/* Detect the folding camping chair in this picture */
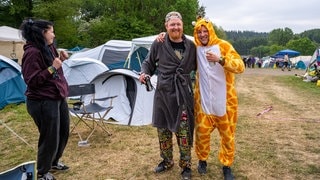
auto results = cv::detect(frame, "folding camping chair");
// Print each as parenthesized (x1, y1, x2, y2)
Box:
(68, 83, 117, 146)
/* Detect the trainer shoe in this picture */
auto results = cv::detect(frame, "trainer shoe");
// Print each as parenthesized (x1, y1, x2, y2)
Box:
(51, 162, 69, 171)
(37, 172, 56, 180)
(197, 160, 207, 175)
(154, 160, 174, 173)
(223, 166, 234, 180)
(181, 167, 192, 180)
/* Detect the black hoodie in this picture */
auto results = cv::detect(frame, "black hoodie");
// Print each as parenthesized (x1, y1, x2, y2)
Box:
(21, 42, 68, 100)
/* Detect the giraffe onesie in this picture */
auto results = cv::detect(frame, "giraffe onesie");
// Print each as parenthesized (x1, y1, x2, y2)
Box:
(193, 18, 245, 167)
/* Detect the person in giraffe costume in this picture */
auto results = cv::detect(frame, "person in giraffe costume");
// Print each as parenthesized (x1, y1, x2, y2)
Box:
(193, 17, 245, 180)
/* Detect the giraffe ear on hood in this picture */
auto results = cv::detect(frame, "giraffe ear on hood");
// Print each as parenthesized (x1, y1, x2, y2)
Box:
(192, 15, 203, 26)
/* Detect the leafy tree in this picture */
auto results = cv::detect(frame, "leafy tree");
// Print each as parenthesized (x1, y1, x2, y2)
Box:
(269, 44, 285, 55)
(299, 29, 320, 45)
(73, 0, 199, 47)
(197, 5, 206, 18)
(251, 45, 270, 58)
(32, 0, 82, 48)
(268, 27, 294, 46)
(0, 0, 33, 27)
(286, 37, 317, 55)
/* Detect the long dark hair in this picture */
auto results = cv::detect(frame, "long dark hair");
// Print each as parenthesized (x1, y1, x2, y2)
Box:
(20, 18, 55, 66)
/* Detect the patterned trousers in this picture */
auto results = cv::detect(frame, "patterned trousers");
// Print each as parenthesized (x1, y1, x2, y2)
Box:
(157, 110, 192, 168)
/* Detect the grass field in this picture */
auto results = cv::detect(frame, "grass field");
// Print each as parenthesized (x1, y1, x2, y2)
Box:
(1, 68, 320, 179)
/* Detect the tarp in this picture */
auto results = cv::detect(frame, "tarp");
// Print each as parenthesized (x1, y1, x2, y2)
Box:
(0, 26, 25, 64)
(84, 68, 156, 126)
(0, 55, 26, 109)
(275, 49, 300, 57)
(69, 40, 132, 69)
(62, 57, 109, 85)
(0, 26, 24, 42)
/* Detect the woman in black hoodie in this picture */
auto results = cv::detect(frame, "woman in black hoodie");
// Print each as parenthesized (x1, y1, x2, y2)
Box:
(20, 18, 70, 180)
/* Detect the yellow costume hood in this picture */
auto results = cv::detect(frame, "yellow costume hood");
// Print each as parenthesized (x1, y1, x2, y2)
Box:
(193, 17, 219, 46)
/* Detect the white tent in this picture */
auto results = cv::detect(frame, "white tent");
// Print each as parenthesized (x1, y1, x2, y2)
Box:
(0, 26, 24, 42)
(85, 68, 156, 126)
(69, 40, 132, 69)
(0, 26, 25, 64)
(62, 57, 109, 85)
(306, 47, 320, 72)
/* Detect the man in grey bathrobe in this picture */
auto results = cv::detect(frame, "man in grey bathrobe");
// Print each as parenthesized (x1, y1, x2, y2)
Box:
(139, 11, 197, 180)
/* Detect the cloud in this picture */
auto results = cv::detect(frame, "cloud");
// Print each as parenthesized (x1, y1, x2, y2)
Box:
(198, 0, 320, 33)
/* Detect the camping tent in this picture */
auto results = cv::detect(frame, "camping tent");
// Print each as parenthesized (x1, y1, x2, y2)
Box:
(295, 60, 308, 70)
(0, 55, 26, 109)
(125, 34, 194, 71)
(0, 160, 36, 180)
(0, 26, 25, 64)
(69, 40, 132, 69)
(84, 68, 156, 126)
(306, 47, 320, 73)
(62, 57, 109, 85)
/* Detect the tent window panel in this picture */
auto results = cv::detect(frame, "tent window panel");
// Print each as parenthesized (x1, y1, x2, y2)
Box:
(101, 49, 130, 65)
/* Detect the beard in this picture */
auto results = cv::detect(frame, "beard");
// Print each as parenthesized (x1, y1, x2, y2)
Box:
(168, 31, 183, 41)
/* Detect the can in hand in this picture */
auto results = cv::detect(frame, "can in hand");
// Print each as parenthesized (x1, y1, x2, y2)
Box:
(145, 75, 153, 91)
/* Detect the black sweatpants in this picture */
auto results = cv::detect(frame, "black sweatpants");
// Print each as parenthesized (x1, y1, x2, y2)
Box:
(26, 98, 70, 175)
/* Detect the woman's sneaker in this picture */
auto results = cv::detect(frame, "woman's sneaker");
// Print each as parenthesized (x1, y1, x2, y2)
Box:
(51, 162, 69, 171)
(37, 172, 56, 180)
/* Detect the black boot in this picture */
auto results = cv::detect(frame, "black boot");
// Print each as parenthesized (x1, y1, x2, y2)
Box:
(223, 166, 234, 180)
(197, 160, 207, 175)
(154, 160, 174, 173)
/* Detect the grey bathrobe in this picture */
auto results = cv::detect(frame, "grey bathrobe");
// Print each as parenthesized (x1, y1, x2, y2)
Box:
(141, 34, 197, 144)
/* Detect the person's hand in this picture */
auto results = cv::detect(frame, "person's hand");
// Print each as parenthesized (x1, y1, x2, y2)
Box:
(139, 73, 147, 84)
(205, 50, 219, 63)
(156, 32, 166, 43)
(52, 58, 63, 69)
(59, 50, 69, 61)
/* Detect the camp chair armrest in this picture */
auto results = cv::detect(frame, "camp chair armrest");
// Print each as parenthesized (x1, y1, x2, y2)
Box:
(94, 95, 117, 106)
(94, 95, 117, 101)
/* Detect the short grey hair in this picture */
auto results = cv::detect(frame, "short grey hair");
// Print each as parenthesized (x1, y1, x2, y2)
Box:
(165, 11, 182, 22)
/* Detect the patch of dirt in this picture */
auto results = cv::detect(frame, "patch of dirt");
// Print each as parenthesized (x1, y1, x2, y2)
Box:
(237, 68, 316, 121)
(242, 68, 305, 76)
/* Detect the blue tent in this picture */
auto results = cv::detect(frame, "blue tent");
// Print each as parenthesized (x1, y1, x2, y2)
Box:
(68, 46, 84, 52)
(0, 55, 26, 109)
(295, 60, 307, 69)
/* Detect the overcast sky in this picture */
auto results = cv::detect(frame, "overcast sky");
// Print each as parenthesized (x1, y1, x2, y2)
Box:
(198, 0, 320, 34)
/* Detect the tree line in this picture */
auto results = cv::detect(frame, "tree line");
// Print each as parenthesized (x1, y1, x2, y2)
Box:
(1, 0, 319, 57)
(228, 28, 320, 57)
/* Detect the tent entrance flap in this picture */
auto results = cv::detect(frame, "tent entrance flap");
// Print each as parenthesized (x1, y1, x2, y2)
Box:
(125, 76, 137, 125)
(89, 68, 154, 126)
